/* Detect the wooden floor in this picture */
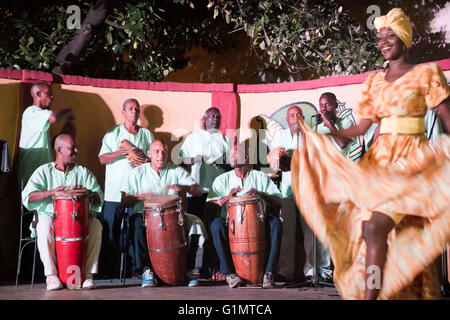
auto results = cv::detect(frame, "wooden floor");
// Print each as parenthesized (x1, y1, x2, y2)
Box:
(0, 277, 341, 300)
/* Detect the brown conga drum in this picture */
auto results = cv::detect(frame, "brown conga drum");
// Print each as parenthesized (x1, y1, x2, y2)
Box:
(144, 195, 187, 285)
(227, 194, 266, 285)
(53, 189, 90, 289)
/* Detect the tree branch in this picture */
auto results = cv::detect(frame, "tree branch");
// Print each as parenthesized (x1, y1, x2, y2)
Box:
(105, 19, 125, 30)
(52, 0, 111, 74)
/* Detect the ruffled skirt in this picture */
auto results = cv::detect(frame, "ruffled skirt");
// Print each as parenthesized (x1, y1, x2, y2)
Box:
(291, 120, 450, 299)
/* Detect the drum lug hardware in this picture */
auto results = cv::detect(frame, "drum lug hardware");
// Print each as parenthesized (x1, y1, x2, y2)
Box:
(177, 201, 184, 226)
(230, 219, 235, 236)
(240, 207, 245, 225)
(72, 198, 77, 222)
(158, 209, 166, 230)
(257, 201, 264, 222)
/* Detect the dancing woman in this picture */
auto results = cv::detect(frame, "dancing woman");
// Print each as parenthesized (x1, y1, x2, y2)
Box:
(291, 8, 450, 299)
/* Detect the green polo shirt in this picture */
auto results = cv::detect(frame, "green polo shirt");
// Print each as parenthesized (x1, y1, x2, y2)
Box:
(316, 117, 354, 157)
(120, 162, 196, 213)
(22, 162, 104, 217)
(207, 169, 282, 218)
(99, 124, 154, 202)
(18, 106, 53, 185)
(178, 129, 231, 193)
(272, 128, 302, 198)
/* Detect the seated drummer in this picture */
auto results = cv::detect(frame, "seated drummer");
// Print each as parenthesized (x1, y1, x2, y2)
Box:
(21, 133, 103, 291)
(206, 143, 283, 289)
(120, 139, 209, 288)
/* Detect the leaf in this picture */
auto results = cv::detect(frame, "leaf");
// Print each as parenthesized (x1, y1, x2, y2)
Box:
(106, 31, 113, 45)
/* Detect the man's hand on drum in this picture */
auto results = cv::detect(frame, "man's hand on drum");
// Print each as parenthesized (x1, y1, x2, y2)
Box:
(118, 144, 133, 156)
(28, 185, 66, 203)
(71, 185, 101, 206)
(166, 184, 188, 194)
(246, 188, 259, 197)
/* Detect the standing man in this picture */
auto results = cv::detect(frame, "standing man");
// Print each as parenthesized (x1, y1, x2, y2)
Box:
(270, 105, 305, 282)
(98, 98, 154, 278)
(22, 133, 103, 290)
(120, 139, 208, 287)
(207, 143, 283, 289)
(178, 107, 232, 218)
(18, 82, 73, 186)
(316, 92, 354, 155)
(178, 107, 232, 275)
(305, 92, 358, 282)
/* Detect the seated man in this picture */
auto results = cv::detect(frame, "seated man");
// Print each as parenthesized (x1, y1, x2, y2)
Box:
(207, 143, 283, 289)
(22, 134, 103, 291)
(120, 139, 208, 288)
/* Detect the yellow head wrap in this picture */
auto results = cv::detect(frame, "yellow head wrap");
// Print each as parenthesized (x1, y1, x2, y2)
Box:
(373, 8, 413, 48)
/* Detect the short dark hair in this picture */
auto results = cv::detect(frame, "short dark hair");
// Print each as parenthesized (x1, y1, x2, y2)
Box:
(204, 107, 220, 117)
(122, 98, 140, 110)
(320, 92, 337, 102)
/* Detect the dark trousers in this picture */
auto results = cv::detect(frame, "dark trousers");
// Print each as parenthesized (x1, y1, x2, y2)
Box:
(186, 194, 208, 274)
(128, 211, 152, 273)
(276, 198, 304, 281)
(210, 216, 282, 275)
(99, 201, 150, 276)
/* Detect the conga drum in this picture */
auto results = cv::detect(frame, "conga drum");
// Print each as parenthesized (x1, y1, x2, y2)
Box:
(53, 189, 90, 289)
(227, 194, 266, 285)
(144, 195, 187, 285)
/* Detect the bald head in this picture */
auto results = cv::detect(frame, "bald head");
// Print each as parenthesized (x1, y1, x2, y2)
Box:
(54, 134, 73, 151)
(30, 83, 49, 97)
(30, 82, 53, 108)
(286, 105, 303, 134)
(54, 133, 78, 165)
(203, 107, 221, 130)
(149, 139, 168, 171)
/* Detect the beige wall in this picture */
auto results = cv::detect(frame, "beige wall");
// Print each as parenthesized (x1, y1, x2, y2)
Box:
(238, 70, 450, 142)
(49, 84, 212, 187)
(0, 79, 20, 162)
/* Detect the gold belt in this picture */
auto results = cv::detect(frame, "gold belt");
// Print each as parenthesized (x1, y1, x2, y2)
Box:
(379, 117, 425, 135)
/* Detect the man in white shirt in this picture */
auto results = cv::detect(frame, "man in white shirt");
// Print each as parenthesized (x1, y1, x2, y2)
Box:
(22, 134, 103, 290)
(98, 98, 154, 278)
(18, 82, 73, 186)
(178, 107, 231, 276)
(270, 106, 306, 282)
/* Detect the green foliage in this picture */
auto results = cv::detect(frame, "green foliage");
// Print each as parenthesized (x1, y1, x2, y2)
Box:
(0, 1, 446, 81)
(0, 0, 223, 81)
(208, 0, 384, 77)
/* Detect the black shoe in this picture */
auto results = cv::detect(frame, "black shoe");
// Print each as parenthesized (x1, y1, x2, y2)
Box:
(320, 276, 333, 284)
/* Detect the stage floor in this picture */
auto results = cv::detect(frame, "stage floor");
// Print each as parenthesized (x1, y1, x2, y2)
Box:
(0, 277, 341, 300)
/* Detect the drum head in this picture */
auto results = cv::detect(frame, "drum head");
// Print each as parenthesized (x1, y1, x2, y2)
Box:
(52, 188, 89, 200)
(228, 194, 260, 205)
(144, 195, 180, 208)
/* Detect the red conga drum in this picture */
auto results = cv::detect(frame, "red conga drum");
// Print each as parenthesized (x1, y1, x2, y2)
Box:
(227, 194, 266, 285)
(144, 195, 187, 285)
(53, 189, 90, 289)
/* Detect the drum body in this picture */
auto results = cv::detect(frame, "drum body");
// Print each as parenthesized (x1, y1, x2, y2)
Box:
(144, 195, 187, 285)
(227, 195, 266, 285)
(53, 189, 90, 288)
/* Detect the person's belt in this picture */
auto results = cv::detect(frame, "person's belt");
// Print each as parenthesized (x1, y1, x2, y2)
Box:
(379, 116, 425, 135)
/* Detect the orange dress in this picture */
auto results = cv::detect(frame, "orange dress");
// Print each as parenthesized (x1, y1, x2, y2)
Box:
(291, 63, 450, 299)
